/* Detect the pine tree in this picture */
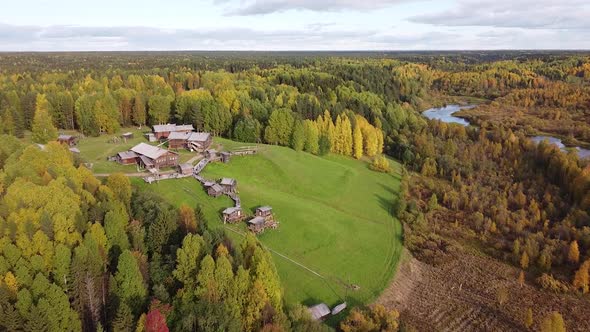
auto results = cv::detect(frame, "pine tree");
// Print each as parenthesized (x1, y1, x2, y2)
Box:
(112, 303, 134, 332)
(32, 94, 58, 144)
(341, 115, 353, 156)
(303, 120, 319, 155)
(518, 270, 525, 287)
(520, 252, 530, 270)
(133, 94, 147, 127)
(178, 204, 197, 234)
(573, 260, 589, 294)
(115, 250, 147, 311)
(540, 311, 566, 332)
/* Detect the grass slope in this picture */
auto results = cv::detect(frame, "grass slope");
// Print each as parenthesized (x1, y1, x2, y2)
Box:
(133, 138, 403, 313)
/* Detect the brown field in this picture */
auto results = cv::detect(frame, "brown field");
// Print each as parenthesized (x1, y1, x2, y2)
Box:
(377, 249, 590, 331)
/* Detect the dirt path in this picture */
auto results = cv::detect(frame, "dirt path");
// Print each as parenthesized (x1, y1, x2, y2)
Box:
(93, 170, 177, 177)
(377, 249, 590, 331)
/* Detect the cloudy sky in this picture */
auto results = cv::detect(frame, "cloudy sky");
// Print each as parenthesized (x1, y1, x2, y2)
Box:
(1, 0, 588, 51)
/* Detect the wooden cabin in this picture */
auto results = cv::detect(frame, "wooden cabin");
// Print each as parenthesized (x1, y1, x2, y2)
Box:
(222, 207, 244, 223)
(247, 216, 266, 234)
(121, 132, 134, 142)
(207, 184, 224, 197)
(153, 124, 194, 140)
(130, 143, 179, 169)
(58, 134, 77, 146)
(220, 178, 237, 193)
(116, 151, 138, 165)
(308, 303, 331, 321)
(168, 131, 212, 151)
(256, 206, 273, 218)
(178, 163, 193, 175)
(145, 133, 157, 142)
(220, 151, 231, 163)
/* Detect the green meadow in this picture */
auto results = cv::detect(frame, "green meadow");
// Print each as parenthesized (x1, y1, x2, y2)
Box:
(133, 138, 403, 312)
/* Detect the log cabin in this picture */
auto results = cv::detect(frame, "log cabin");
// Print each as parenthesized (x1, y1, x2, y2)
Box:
(152, 124, 194, 139)
(116, 151, 138, 165)
(57, 134, 77, 146)
(220, 178, 237, 193)
(222, 207, 244, 223)
(207, 183, 224, 197)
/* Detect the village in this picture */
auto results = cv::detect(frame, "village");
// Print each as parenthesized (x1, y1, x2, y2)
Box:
(108, 123, 279, 235)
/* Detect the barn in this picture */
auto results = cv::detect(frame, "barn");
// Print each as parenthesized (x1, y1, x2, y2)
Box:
(178, 163, 193, 175)
(207, 184, 224, 197)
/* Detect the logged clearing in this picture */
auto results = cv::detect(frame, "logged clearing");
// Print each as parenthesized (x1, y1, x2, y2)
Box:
(378, 249, 590, 332)
(133, 138, 403, 311)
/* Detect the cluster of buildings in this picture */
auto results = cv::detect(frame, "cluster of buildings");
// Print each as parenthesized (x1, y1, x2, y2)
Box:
(222, 205, 278, 234)
(115, 124, 212, 170)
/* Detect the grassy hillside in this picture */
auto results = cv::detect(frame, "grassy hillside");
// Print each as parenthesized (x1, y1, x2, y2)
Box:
(133, 138, 403, 314)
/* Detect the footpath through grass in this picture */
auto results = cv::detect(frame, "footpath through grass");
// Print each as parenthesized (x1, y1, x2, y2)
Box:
(133, 138, 403, 314)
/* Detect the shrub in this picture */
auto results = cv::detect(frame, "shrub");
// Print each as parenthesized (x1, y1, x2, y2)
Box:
(370, 155, 391, 173)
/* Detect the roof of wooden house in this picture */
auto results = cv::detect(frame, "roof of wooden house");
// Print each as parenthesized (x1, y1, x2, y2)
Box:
(168, 131, 190, 140)
(257, 206, 272, 213)
(210, 184, 223, 193)
(121, 132, 133, 137)
(223, 207, 241, 215)
(220, 178, 236, 186)
(203, 181, 216, 187)
(131, 143, 176, 160)
(117, 151, 138, 159)
(187, 132, 211, 142)
(247, 216, 265, 226)
(153, 124, 195, 133)
(138, 155, 154, 167)
(308, 303, 331, 320)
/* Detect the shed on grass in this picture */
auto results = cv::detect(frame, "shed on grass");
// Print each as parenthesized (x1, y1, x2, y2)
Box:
(256, 206, 273, 218)
(206, 149, 218, 159)
(207, 184, 224, 197)
(220, 151, 231, 163)
(222, 207, 244, 223)
(331, 303, 347, 315)
(116, 151, 138, 165)
(247, 216, 266, 234)
(220, 178, 237, 193)
(121, 132, 134, 142)
(308, 303, 331, 321)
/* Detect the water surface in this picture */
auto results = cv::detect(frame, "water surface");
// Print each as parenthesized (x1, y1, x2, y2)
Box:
(422, 105, 474, 126)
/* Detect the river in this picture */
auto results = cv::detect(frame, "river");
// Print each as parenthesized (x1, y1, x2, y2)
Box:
(423, 105, 590, 159)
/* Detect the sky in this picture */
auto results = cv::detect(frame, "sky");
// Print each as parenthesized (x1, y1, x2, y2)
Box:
(0, 0, 589, 51)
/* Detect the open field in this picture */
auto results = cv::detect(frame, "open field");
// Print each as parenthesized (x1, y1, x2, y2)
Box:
(133, 138, 403, 314)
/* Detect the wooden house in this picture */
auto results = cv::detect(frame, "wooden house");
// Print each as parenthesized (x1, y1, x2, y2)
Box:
(220, 151, 231, 163)
(247, 216, 266, 234)
(130, 143, 178, 169)
(220, 178, 237, 193)
(256, 206, 273, 218)
(207, 184, 224, 197)
(222, 207, 244, 223)
(116, 151, 138, 165)
(178, 163, 193, 175)
(153, 124, 194, 140)
(57, 134, 77, 146)
(167, 131, 212, 151)
(308, 303, 331, 321)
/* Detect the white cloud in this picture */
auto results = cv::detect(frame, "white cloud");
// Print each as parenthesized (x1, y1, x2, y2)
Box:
(222, 0, 416, 15)
(410, 0, 590, 30)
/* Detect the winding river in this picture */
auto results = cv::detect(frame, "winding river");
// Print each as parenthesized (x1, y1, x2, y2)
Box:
(423, 105, 590, 159)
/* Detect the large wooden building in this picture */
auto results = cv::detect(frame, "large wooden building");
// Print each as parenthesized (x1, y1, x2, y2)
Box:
(153, 124, 194, 140)
(168, 131, 212, 151)
(126, 143, 179, 169)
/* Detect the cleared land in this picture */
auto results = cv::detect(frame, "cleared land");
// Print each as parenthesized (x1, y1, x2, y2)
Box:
(133, 138, 403, 313)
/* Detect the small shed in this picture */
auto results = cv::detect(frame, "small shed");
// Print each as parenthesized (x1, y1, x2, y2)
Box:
(331, 303, 347, 315)
(222, 207, 244, 223)
(247, 216, 266, 234)
(58, 134, 77, 146)
(256, 206, 273, 218)
(203, 180, 216, 187)
(121, 132, 134, 142)
(220, 151, 231, 163)
(178, 163, 193, 175)
(308, 303, 331, 321)
(220, 178, 237, 193)
(69, 147, 81, 154)
(207, 184, 224, 197)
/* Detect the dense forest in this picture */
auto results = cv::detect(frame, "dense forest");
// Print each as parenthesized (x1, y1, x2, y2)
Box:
(1, 51, 590, 331)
